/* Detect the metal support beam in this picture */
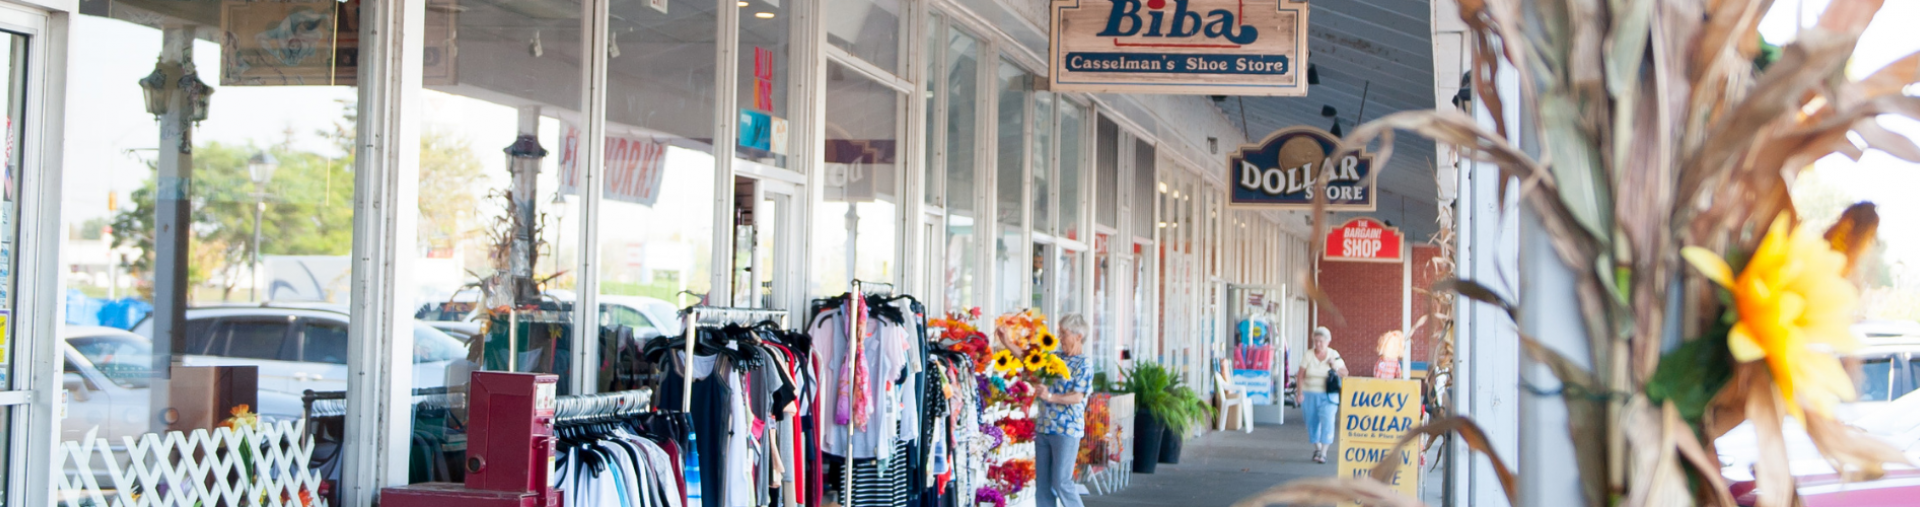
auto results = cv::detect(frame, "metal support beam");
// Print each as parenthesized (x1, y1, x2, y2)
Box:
(342, 0, 424, 501)
(571, 0, 611, 397)
(148, 24, 195, 430)
(1449, 54, 1521, 507)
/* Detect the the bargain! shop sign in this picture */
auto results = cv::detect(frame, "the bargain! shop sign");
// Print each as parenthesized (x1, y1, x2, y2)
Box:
(1050, 0, 1309, 95)
(1228, 126, 1376, 210)
(1323, 217, 1403, 262)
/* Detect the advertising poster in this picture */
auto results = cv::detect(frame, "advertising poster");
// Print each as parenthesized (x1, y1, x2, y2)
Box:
(1336, 377, 1422, 506)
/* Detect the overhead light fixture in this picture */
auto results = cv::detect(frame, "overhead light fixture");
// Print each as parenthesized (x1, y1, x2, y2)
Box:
(738, 1, 748, 5)
(755, 11, 775, 18)
(1306, 64, 1319, 85)
(1329, 119, 1344, 138)
(1320, 105, 1338, 118)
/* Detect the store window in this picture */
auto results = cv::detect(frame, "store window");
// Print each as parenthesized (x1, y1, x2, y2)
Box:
(825, 0, 903, 72)
(740, 0, 801, 171)
(942, 29, 981, 315)
(56, 2, 378, 502)
(1032, 92, 1053, 235)
(1059, 101, 1086, 242)
(994, 61, 1028, 314)
(813, 61, 903, 296)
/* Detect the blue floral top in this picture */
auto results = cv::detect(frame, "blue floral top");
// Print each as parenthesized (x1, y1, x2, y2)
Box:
(1041, 355, 1093, 437)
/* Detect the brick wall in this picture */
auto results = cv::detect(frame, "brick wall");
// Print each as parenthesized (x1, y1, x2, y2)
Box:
(1409, 245, 1441, 365)
(1315, 256, 1403, 378)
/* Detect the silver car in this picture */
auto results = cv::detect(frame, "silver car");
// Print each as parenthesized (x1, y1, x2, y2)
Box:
(131, 304, 467, 398)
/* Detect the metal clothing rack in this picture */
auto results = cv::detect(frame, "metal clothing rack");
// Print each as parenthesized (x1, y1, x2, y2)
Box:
(553, 388, 654, 425)
(839, 279, 896, 505)
(677, 305, 792, 412)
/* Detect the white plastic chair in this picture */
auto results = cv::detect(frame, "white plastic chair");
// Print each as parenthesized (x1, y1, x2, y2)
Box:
(1214, 370, 1255, 433)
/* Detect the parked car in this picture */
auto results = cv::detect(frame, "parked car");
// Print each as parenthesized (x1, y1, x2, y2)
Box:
(61, 326, 304, 489)
(131, 304, 467, 398)
(415, 290, 684, 339)
(1717, 342, 1920, 504)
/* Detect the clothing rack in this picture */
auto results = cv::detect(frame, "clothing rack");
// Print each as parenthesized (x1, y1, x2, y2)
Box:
(677, 305, 792, 412)
(553, 388, 654, 425)
(840, 279, 893, 504)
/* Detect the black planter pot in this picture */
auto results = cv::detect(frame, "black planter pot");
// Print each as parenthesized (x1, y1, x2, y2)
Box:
(1132, 409, 1166, 474)
(1158, 426, 1184, 464)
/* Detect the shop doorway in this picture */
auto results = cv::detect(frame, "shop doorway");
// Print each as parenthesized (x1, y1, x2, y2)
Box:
(0, 5, 48, 503)
(732, 175, 799, 311)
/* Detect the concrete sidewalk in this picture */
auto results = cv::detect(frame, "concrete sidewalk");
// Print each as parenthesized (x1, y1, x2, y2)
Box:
(1084, 410, 1334, 507)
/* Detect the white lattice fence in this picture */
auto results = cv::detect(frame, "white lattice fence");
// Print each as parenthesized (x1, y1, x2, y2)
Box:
(57, 419, 328, 507)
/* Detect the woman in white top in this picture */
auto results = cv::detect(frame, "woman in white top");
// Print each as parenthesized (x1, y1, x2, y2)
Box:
(1293, 326, 1348, 463)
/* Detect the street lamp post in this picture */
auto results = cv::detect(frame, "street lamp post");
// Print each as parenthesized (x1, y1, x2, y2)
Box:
(248, 151, 278, 302)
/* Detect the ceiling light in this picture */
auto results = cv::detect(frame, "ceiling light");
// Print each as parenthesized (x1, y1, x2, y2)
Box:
(738, 1, 748, 5)
(755, 11, 775, 18)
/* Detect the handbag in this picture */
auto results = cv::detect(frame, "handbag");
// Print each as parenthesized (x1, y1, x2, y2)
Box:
(1325, 370, 1342, 395)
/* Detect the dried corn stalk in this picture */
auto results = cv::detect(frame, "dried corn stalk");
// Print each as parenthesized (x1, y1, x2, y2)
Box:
(1266, 0, 1920, 506)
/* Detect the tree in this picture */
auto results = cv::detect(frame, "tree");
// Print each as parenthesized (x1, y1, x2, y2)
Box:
(111, 141, 356, 301)
(419, 129, 486, 256)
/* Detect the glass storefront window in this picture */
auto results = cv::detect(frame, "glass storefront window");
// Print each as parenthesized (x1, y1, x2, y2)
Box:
(1096, 117, 1119, 229)
(1059, 102, 1085, 242)
(740, 0, 800, 170)
(943, 30, 980, 314)
(60, 4, 367, 502)
(813, 61, 902, 296)
(994, 61, 1028, 314)
(825, 0, 903, 72)
(923, 15, 941, 208)
(1032, 92, 1052, 235)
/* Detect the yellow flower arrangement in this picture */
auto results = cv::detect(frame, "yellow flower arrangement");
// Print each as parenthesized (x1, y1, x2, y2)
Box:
(991, 350, 1020, 373)
(1684, 215, 1862, 419)
(1023, 349, 1049, 371)
(1036, 328, 1060, 352)
(1045, 356, 1071, 379)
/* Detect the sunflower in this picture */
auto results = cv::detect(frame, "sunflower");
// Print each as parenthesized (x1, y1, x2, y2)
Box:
(1046, 357, 1072, 379)
(1036, 330, 1060, 352)
(1023, 350, 1049, 370)
(991, 350, 1020, 373)
(1683, 214, 1862, 419)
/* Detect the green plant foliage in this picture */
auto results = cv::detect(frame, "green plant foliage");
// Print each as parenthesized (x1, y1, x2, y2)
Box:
(1645, 319, 1735, 425)
(1120, 362, 1215, 435)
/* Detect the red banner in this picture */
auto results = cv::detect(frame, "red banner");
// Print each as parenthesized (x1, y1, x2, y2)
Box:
(1323, 217, 1403, 262)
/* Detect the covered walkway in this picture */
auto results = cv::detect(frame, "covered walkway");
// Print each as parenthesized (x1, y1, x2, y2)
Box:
(1085, 412, 1443, 506)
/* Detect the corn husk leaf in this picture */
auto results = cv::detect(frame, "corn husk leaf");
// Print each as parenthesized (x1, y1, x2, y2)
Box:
(1822, 203, 1878, 278)
(1363, 415, 1519, 506)
(1802, 409, 1914, 482)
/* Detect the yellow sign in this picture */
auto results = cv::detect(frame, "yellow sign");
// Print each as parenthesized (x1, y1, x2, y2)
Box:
(1337, 377, 1422, 506)
(0, 312, 9, 364)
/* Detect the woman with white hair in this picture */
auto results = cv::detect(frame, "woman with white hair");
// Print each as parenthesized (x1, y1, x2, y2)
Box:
(1036, 314, 1093, 507)
(1293, 326, 1348, 463)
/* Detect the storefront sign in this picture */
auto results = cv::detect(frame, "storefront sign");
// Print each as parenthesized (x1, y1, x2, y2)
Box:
(221, 0, 456, 86)
(1337, 377, 1422, 506)
(1322, 217, 1403, 262)
(1231, 369, 1273, 404)
(1228, 127, 1375, 210)
(1049, 0, 1309, 95)
(558, 124, 669, 207)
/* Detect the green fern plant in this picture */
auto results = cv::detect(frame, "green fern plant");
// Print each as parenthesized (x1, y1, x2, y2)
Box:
(1120, 362, 1214, 435)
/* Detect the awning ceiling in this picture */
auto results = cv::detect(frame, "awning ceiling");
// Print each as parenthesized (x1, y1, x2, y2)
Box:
(1216, 0, 1443, 237)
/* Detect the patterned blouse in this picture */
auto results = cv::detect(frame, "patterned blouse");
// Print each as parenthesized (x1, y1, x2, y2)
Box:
(1041, 355, 1093, 437)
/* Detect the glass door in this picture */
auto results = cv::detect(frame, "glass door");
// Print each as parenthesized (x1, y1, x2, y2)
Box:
(0, 28, 24, 505)
(755, 179, 799, 310)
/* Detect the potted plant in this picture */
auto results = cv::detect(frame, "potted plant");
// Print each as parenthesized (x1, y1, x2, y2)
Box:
(1156, 381, 1212, 464)
(1119, 362, 1213, 473)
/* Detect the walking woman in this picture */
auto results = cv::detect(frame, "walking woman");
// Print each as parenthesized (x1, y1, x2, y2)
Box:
(1293, 326, 1348, 463)
(1036, 315, 1093, 507)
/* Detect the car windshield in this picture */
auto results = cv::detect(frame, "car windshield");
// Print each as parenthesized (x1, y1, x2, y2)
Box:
(1858, 354, 1917, 402)
(414, 323, 466, 363)
(69, 334, 154, 389)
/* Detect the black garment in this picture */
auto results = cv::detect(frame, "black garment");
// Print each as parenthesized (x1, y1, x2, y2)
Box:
(659, 356, 733, 507)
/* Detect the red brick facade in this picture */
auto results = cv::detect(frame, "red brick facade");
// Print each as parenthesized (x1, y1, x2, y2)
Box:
(1313, 244, 1442, 377)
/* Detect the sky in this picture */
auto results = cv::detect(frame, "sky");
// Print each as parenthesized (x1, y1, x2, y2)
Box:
(1758, 0, 1920, 269)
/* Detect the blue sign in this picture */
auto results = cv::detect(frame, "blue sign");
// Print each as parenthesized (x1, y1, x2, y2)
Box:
(1228, 126, 1376, 211)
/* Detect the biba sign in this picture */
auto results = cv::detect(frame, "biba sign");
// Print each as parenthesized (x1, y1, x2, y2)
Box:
(1323, 217, 1402, 262)
(1228, 126, 1376, 210)
(1050, 0, 1309, 95)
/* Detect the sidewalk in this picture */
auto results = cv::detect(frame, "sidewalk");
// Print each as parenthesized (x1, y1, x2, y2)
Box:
(1084, 410, 1333, 507)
